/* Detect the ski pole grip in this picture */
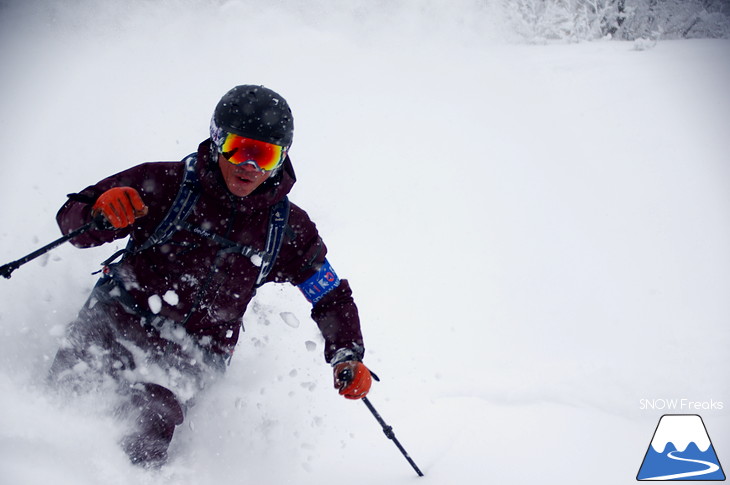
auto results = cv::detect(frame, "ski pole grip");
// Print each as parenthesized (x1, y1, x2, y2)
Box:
(338, 368, 353, 383)
(91, 215, 114, 231)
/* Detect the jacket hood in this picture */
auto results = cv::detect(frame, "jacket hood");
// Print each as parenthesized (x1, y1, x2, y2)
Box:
(196, 139, 296, 211)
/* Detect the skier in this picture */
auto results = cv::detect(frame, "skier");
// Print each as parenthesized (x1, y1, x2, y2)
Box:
(48, 85, 373, 467)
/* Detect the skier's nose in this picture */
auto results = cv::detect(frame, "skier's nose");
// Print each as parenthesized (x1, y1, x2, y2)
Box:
(237, 161, 263, 173)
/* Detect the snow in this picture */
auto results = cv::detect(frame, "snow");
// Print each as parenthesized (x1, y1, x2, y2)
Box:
(280, 311, 301, 328)
(249, 253, 263, 267)
(163, 290, 180, 307)
(1, 1, 729, 484)
(148, 295, 163, 314)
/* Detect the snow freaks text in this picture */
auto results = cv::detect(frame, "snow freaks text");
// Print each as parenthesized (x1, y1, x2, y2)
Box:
(639, 399, 724, 411)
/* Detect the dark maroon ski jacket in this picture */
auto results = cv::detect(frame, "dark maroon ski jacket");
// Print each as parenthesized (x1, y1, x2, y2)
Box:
(56, 140, 363, 362)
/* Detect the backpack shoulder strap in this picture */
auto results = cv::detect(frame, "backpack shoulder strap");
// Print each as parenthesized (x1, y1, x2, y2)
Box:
(100, 154, 201, 269)
(134, 154, 201, 253)
(255, 196, 291, 287)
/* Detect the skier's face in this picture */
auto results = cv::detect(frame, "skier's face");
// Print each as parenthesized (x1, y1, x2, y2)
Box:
(218, 153, 272, 197)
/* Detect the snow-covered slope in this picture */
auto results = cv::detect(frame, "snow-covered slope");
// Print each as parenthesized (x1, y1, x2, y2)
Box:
(1, 1, 728, 484)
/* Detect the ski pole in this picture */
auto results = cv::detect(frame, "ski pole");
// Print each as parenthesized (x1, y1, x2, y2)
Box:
(362, 396, 424, 477)
(0, 217, 105, 279)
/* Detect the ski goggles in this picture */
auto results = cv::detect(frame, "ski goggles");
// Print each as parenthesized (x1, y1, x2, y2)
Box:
(212, 130, 287, 172)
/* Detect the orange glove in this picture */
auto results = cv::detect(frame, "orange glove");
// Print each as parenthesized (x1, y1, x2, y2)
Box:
(92, 187, 148, 229)
(333, 360, 372, 400)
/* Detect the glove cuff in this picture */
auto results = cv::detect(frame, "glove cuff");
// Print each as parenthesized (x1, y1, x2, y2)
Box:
(330, 346, 364, 366)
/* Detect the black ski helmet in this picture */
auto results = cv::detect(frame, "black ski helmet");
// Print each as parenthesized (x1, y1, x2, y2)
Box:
(211, 85, 294, 147)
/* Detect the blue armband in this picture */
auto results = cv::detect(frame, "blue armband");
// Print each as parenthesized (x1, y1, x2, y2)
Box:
(298, 259, 341, 305)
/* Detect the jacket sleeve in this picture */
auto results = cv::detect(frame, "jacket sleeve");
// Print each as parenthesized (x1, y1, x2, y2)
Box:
(270, 203, 364, 363)
(56, 162, 180, 248)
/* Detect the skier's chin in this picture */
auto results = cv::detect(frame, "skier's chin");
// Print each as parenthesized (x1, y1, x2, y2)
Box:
(227, 181, 255, 197)
(227, 173, 270, 197)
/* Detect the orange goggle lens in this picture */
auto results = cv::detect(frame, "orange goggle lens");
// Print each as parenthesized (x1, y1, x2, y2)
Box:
(218, 133, 286, 172)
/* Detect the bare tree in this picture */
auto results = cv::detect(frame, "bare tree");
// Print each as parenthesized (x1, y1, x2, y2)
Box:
(497, 0, 730, 42)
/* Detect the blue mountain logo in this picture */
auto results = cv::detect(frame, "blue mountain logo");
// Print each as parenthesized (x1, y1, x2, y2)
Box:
(637, 414, 725, 481)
